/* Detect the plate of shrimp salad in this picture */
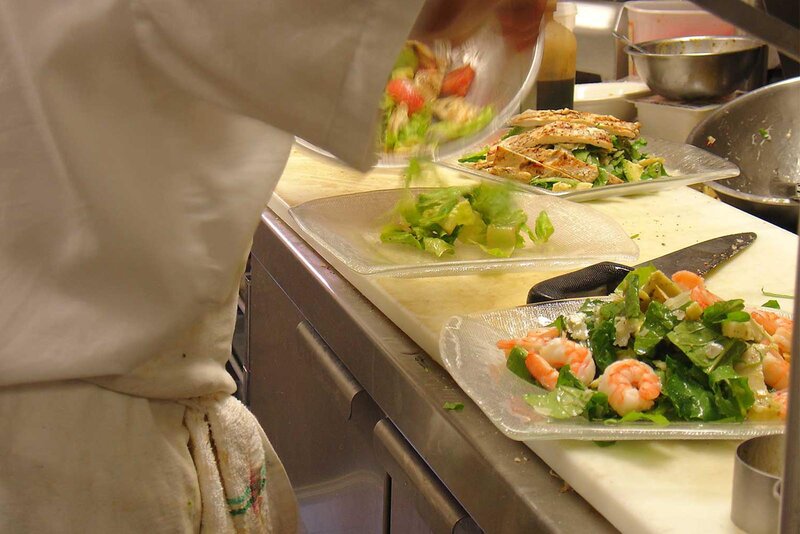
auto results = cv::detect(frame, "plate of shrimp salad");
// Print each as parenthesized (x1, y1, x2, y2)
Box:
(439, 266, 789, 440)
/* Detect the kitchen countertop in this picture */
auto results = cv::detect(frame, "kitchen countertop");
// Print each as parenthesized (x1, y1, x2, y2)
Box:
(268, 144, 797, 533)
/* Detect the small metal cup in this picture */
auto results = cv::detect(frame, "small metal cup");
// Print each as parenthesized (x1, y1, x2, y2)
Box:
(732, 435, 784, 534)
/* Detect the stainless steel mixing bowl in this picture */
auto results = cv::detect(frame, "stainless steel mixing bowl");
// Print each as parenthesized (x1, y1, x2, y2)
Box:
(626, 36, 764, 101)
(687, 77, 800, 230)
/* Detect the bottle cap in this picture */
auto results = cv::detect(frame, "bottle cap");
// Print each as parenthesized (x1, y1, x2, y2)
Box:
(554, 2, 577, 31)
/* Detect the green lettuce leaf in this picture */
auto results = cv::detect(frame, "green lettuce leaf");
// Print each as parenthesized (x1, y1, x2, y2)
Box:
(506, 346, 535, 384)
(708, 364, 755, 421)
(663, 356, 720, 421)
(666, 321, 745, 372)
(634, 301, 679, 357)
(702, 299, 746, 325)
(589, 319, 617, 373)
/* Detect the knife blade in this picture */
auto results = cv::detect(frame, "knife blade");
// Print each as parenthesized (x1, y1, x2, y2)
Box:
(527, 232, 757, 304)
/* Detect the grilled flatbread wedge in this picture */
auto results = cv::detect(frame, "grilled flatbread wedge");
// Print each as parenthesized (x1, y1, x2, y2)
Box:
(503, 121, 614, 151)
(509, 109, 640, 138)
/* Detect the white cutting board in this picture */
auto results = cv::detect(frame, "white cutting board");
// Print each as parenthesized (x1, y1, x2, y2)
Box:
(271, 146, 796, 533)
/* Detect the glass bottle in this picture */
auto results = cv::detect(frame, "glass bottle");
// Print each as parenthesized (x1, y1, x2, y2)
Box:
(523, 0, 577, 110)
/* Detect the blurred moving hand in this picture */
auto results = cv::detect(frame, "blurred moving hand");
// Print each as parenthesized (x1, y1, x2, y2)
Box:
(411, 0, 548, 50)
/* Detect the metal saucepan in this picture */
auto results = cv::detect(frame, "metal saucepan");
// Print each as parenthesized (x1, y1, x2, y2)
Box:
(687, 77, 800, 231)
(625, 36, 764, 101)
(732, 434, 784, 534)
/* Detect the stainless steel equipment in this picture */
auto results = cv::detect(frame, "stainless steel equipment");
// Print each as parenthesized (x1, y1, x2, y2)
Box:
(686, 77, 800, 231)
(690, 0, 800, 63)
(625, 36, 764, 100)
(731, 435, 784, 534)
(573, 1, 628, 81)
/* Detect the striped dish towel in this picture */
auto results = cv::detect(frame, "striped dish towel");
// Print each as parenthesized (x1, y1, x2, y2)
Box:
(183, 395, 298, 533)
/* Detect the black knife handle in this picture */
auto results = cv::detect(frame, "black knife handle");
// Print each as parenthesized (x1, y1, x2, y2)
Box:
(527, 262, 634, 304)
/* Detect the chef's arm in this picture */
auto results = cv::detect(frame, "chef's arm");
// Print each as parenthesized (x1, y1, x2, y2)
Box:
(131, 0, 545, 171)
(131, 0, 426, 171)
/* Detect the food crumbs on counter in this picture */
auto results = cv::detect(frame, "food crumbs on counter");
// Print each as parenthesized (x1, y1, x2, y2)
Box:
(514, 457, 522, 463)
(559, 481, 572, 494)
(630, 233, 640, 239)
(706, 135, 716, 146)
(443, 402, 464, 411)
(758, 128, 771, 141)
(761, 287, 795, 299)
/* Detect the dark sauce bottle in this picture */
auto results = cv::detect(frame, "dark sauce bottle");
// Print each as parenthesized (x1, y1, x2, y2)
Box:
(523, 0, 577, 111)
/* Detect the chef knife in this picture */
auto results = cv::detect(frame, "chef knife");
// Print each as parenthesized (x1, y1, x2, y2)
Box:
(527, 232, 757, 304)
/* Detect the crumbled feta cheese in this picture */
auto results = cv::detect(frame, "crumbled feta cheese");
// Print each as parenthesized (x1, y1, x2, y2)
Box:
(614, 316, 639, 347)
(565, 312, 589, 341)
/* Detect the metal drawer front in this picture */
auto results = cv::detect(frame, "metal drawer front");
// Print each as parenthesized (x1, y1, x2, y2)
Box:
(374, 419, 482, 534)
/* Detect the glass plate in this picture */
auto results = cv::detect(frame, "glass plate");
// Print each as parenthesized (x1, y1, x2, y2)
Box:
(289, 188, 638, 277)
(439, 298, 785, 440)
(438, 137, 740, 201)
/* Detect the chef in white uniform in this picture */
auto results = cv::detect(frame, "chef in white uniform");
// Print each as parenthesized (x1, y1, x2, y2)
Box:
(0, 1, 544, 532)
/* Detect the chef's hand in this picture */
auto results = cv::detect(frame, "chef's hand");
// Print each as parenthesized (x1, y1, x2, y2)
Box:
(411, 0, 547, 50)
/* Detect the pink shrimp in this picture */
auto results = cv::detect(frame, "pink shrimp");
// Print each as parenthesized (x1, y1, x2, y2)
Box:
(763, 347, 790, 390)
(671, 270, 721, 309)
(597, 359, 662, 416)
(523, 337, 596, 391)
(751, 309, 793, 357)
(497, 327, 560, 357)
(773, 390, 789, 420)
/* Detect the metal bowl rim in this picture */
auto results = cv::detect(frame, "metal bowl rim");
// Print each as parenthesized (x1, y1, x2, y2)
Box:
(625, 35, 764, 58)
(735, 436, 784, 481)
(706, 181, 797, 206)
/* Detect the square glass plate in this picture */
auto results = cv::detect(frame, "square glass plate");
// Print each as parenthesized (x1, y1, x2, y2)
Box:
(439, 298, 785, 440)
(289, 188, 638, 277)
(438, 137, 740, 201)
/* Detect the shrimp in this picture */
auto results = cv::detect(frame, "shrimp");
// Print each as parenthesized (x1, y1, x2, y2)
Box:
(762, 347, 790, 390)
(597, 359, 662, 416)
(773, 390, 789, 420)
(523, 337, 596, 391)
(497, 327, 560, 356)
(751, 309, 793, 357)
(671, 270, 721, 309)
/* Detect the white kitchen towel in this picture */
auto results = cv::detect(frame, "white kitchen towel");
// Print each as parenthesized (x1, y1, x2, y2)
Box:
(183, 396, 298, 533)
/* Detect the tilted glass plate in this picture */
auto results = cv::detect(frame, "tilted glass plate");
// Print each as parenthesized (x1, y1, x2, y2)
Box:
(438, 137, 741, 201)
(440, 298, 785, 440)
(289, 188, 638, 277)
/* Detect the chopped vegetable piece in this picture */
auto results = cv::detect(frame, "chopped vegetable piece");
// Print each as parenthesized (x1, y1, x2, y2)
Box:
(443, 402, 464, 411)
(440, 65, 475, 97)
(761, 288, 794, 299)
(386, 78, 425, 114)
(380, 182, 553, 258)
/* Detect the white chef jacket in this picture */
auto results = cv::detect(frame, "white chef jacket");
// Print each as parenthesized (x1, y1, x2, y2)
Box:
(0, 0, 423, 388)
(0, 0, 424, 531)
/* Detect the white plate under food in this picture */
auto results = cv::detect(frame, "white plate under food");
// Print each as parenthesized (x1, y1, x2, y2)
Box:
(439, 136, 740, 201)
(439, 298, 785, 440)
(289, 188, 638, 277)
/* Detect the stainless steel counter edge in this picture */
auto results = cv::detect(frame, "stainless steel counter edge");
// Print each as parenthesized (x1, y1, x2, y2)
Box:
(253, 208, 616, 533)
